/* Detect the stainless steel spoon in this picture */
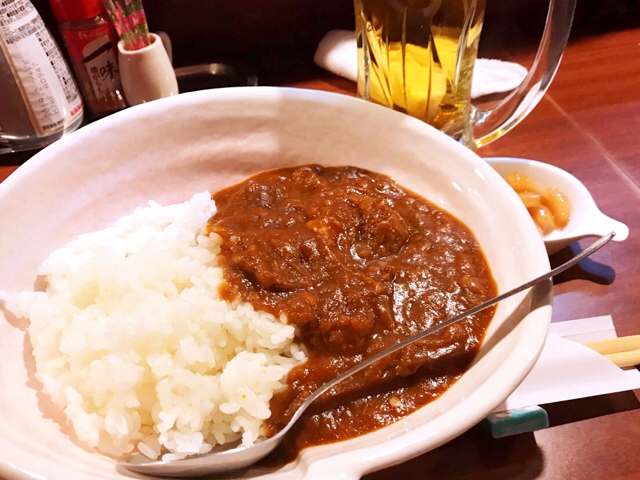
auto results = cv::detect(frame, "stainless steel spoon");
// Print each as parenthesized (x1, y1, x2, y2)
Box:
(121, 232, 615, 477)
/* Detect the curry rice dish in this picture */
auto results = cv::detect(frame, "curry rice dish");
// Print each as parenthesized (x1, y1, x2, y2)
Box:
(5, 164, 497, 462)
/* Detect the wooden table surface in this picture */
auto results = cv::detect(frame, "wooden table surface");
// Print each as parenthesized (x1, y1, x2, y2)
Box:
(2, 27, 640, 480)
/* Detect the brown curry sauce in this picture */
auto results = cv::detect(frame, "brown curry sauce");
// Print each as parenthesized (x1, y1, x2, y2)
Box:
(208, 165, 497, 461)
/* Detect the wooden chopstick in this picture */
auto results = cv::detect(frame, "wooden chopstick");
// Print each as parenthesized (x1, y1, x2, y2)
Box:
(602, 350, 640, 369)
(583, 335, 640, 368)
(584, 334, 640, 355)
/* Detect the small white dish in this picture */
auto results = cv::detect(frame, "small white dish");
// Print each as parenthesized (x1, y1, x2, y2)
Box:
(486, 157, 629, 255)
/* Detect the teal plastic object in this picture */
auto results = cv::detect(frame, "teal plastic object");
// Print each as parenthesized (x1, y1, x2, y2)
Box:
(483, 406, 549, 438)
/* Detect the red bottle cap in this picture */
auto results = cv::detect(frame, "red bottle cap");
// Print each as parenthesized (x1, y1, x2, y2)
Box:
(49, 0, 105, 22)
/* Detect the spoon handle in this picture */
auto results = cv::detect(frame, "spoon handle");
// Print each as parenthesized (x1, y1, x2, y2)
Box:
(278, 232, 616, 438)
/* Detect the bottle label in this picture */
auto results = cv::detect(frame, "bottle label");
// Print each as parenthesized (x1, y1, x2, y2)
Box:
(60, 25, 123, 104)
(0, 0, 83, 137)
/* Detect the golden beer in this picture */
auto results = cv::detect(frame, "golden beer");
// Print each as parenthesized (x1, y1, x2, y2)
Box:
(355, 0, 486, 143)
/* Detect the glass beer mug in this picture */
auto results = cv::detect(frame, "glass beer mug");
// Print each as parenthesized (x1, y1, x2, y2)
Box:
(355, 0, 576, 148)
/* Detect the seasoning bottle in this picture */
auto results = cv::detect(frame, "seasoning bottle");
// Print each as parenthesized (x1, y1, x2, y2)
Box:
(49, 0, 127, 118)
(0, 0, 84, 153)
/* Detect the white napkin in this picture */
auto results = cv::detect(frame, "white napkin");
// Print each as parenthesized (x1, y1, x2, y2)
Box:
(314, 30, 528, 99)
(494, 315, 640, 412)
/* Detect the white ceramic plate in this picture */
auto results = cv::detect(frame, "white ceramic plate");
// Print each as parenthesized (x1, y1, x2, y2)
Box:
(486, 157, 629, 254)
(0, 88, 552, 480)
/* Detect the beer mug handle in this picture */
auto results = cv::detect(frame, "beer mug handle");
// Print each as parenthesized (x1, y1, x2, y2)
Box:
(470, 0, 577, 148)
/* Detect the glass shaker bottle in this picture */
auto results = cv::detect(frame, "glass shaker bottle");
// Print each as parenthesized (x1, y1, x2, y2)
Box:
(0, 0, 84, 154)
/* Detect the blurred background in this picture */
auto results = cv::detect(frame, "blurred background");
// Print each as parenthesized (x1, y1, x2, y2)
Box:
(29, 0, 640, 85)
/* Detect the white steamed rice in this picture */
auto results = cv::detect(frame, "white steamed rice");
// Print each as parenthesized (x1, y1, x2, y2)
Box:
(3, 192, 306, 460)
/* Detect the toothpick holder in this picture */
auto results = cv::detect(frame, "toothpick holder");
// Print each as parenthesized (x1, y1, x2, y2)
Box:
(117, 33, 178, 106)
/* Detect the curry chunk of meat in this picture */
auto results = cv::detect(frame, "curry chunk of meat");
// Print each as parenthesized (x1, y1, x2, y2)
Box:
(210, 165, 413, 354)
